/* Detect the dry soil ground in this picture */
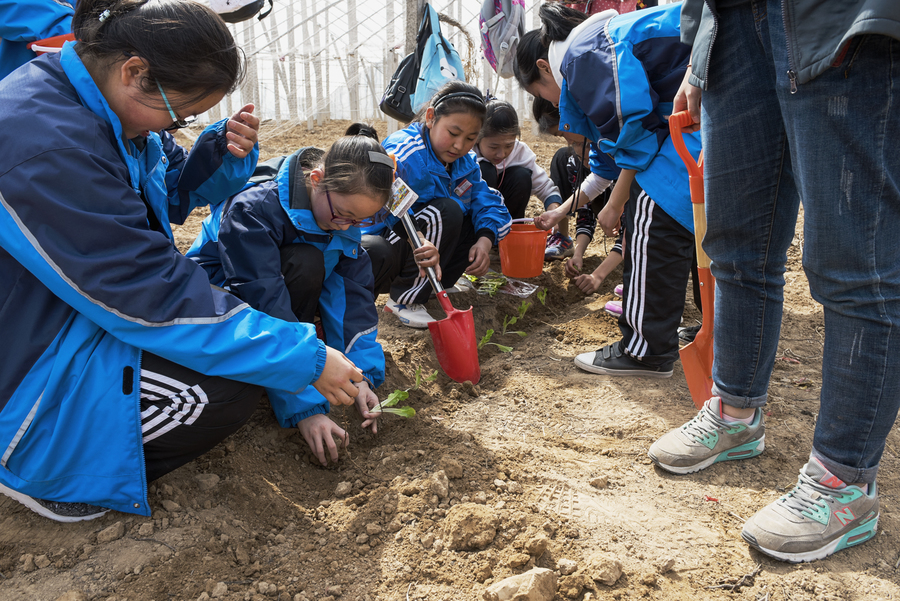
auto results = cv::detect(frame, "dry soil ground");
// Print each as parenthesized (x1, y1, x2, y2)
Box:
(3, 120, 900, 601)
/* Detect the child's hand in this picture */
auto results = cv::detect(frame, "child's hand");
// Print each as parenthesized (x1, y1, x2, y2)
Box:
(297, 413, 347, 466)
(465, 237, 493, 277)
(573, 273, 603, 294)
(565, 255, 583, 278)
(313, 347, 363, 407)
(598, 203, 622, 238)
(355, 381, 379, 434)
(534, 206, 567, 231)
(226, 103, 259, 159)
(413, 237, 442, 280)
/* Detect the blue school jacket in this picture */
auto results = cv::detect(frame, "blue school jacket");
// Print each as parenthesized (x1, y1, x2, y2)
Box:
(0, 44, 325, 516)
(366, 122, 512, 242)
(0, 0, 74, 80)
(556, 4, 702, 232)
(186, 151, 386, 427)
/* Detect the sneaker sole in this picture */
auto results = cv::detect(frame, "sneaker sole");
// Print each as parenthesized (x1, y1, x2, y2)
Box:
(0, 482, 110, 523)
(742, 512, 879, 563)
(383, 306, 431, 329)
(574, 355, 673, 378)
(604, 309, 622, 317)
(648, 435, 765, 475)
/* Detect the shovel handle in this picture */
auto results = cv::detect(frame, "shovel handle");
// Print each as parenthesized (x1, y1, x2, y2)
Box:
(670, 112, 712, 272)
(669, 111, 704, 205)
(399, 212, 445, 295)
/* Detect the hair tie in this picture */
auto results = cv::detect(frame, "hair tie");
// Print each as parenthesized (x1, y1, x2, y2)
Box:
(433, 92, 486, 109)
(99, 9, 112, 23)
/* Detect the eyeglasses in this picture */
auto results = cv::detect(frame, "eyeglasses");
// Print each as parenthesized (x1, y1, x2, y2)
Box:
(155, 80, 198, 131)
(325, 190, 378, 227)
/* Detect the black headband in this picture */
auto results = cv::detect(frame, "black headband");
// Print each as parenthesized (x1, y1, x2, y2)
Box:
(432, 91, 486, 109)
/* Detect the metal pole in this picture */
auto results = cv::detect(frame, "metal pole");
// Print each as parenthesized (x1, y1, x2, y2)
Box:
(348, 0, 360, 122)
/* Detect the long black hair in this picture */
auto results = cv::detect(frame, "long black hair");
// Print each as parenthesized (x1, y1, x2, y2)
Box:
(514, 3, 587, 88)
(73, 0, 244, 109)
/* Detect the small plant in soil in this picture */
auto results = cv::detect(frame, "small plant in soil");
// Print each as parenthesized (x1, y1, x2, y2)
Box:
(501, 314, 526, 337)
(372, 367, 437, 418)
(537, 288, 547, 305)
(478, 329, 513, 352)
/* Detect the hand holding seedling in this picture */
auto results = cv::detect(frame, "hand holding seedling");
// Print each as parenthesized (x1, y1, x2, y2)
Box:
(355, 380, 379, 434)
(412, 235, 441, 280)
(465, 237, 493, 276)
(297, 413, 347, 466)
(565, 254, 584, 278)
(225, 103, 259, 159)
(313, 347, 363, 407)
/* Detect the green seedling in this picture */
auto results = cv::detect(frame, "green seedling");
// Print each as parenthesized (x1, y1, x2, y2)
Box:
(372, 367, 437, 418)
(478, 329, 513, 352)
(371, 390, 416, 418)
(537, 288, 547, 305)
(501, 314, 526, 338)
(476, 274, 508, 297)
(517, 300, 531, 320)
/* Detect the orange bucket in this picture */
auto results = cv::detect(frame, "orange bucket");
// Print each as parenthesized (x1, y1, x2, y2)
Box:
(499, 223, 549, 278)
(28, 33, 76, 56)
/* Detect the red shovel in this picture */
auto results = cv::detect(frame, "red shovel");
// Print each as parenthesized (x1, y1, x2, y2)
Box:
(670, 111, 713, 409)
(385, 173, 480, 384)
(398, 213, 481, 384)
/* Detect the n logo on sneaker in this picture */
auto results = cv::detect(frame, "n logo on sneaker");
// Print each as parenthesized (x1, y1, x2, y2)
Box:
(834, 507, 856, 527)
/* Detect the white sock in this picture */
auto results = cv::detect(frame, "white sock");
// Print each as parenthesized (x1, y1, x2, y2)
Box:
(722, 411, 754, 425)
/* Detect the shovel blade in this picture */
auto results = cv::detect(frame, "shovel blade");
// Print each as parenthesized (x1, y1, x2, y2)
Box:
(680, 334, 713, 409)
(428, 305, 481, 384)
(680, 267, 715, 408)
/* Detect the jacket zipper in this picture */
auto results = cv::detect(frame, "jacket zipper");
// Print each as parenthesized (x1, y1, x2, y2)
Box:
(781, 0, 798, 93)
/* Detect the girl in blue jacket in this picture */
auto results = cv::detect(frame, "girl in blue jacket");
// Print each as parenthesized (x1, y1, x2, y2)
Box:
(0, 0, 363, 522)
(515, 3, 701, 378)
(188, 124, 391, 466)
(362, 80, 512, 329)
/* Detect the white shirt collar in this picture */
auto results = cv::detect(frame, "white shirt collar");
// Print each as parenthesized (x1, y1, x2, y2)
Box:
(547, 9, 619, 88)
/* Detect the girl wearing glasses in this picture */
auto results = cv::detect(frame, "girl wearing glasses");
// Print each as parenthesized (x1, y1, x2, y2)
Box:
(187, 124, 392, 466)
(0, 0, 364, 523)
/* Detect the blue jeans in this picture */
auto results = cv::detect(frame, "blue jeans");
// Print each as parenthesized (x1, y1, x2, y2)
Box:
(702, 0, 900, 484)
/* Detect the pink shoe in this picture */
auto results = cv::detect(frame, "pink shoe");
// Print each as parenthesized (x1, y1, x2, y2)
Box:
(614, 284, 623, 297)
(604, 300, 622, 317)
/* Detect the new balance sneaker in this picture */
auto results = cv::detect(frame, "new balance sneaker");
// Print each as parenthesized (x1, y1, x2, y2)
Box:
(544, 233, 574, 261)
(648, 396, 765, 474)
(383, 299, 436, 329)
(604, 300, 622, 317)
(0, 482, 109, 523)
(741, 459, 879, 562)
(614, 284, 623, 297)
(574, 341, 673, 378)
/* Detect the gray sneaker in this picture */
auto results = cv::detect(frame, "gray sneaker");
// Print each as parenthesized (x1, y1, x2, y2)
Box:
(0, 482, 109, 523)
(741, 460, 879, 563)
(648, 397, 765, 474)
